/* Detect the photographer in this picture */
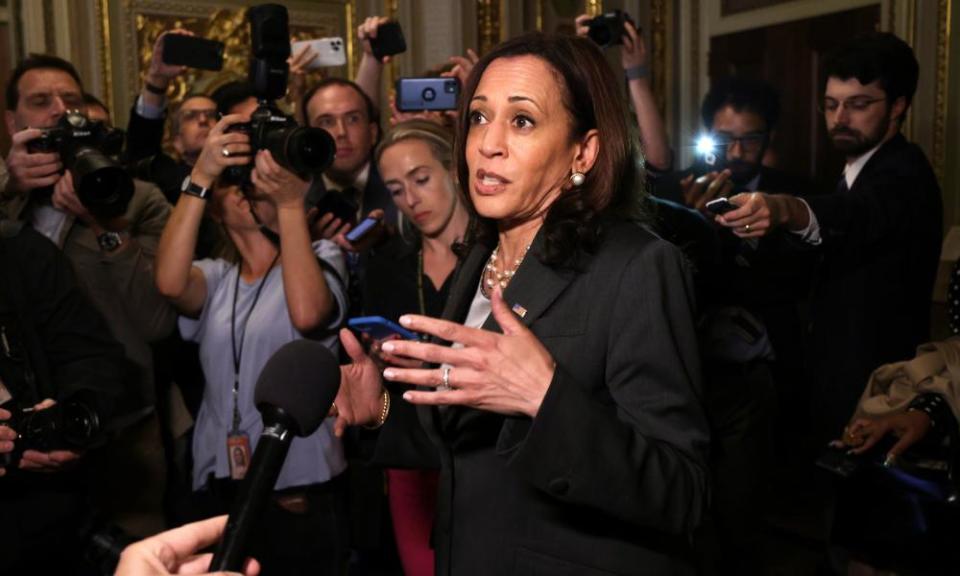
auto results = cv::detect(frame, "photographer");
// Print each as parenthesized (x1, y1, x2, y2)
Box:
(1, 54, 177, 537)
(154, 109, 349, 574)
(0, 221, 126, 573)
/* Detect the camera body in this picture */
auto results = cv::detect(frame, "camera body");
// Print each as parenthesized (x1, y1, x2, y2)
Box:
(223, 104, 335, 184)
(27, 110, 133, 219)
(1, 399, 100, 463)
(587, 10, 635, 48)
(221, 5, 336, 188)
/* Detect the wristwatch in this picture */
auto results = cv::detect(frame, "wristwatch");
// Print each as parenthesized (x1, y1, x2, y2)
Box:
(97, 231, 123, 252)
(181, 175, 211, 200)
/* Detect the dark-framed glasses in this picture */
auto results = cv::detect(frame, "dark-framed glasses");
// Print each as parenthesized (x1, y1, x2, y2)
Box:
(818, 96, 885, 114)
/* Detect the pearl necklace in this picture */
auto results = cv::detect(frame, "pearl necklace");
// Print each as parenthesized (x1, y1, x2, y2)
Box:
(483, 243, 531, 296)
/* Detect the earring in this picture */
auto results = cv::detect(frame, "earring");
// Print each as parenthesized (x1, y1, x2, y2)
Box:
(570, 171, 586, 187)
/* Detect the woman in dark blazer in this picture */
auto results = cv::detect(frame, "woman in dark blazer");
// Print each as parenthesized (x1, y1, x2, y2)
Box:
(333, 32, 709, 575)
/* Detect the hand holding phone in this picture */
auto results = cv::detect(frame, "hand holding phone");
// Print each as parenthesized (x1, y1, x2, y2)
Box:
(161, 34, 225, 71)
(291, 38, 347, 69)
(345, 216, 381, 244)
(370, 21, 407, 61)
(705, 197, 737, 216)
(395, 78, 460, 112)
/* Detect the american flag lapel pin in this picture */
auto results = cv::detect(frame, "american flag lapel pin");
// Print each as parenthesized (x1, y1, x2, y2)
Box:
(511, 303, 527, 318)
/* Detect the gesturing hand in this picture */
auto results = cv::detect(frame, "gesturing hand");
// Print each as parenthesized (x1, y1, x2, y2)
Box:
(381, 288, 556, 418)
(116, 515, 260, 576)
(333, 328, 388, 437)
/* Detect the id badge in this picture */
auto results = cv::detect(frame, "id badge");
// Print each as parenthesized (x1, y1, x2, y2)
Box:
(227, 432, 251, 480)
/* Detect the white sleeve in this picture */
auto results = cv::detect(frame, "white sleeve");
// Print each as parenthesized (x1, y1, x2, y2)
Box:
(134, 94, 167, 120)
(789, 197, 823, 245)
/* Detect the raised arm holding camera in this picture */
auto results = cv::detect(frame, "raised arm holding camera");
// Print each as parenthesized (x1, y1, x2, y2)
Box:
(154, 7, 351, 572)
(576, 10, 672, 172)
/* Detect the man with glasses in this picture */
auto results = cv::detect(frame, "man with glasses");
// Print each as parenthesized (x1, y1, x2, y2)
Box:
(716, 33, 943, 445)
(652, 77, 814, 573)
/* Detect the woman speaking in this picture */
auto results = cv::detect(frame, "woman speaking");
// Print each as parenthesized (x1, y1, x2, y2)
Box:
(334, 32, 708, 575)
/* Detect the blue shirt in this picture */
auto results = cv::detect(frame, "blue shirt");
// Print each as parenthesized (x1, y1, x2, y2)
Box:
(180, 240, 348, 491)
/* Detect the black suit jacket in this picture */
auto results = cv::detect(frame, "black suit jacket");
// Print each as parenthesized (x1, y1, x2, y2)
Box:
(372, 221, 709, 575)
(804, 133, 942, 439)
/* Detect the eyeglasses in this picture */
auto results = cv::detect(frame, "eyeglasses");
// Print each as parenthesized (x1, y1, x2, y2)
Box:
(818, 97, 885, 115)
(712, 132, 768, 151)
(180, 108, 219, 122)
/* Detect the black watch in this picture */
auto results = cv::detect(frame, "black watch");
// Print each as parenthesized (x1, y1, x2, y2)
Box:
(97, 231, 123, 252)
(181, 175, 211, 200)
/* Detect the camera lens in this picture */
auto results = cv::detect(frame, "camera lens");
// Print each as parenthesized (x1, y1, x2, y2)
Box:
(445, 80, 458, 94)
(267, 126, 335, 175)
(422, 87, 436, 102)
(71, 147, 135, 220)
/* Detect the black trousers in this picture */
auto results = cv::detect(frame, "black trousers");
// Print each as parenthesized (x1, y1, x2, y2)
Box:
(186, 473, 350, 576)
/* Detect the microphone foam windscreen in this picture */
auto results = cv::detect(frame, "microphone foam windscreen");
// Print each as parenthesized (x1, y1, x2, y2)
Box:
(254, 340, 340, 436)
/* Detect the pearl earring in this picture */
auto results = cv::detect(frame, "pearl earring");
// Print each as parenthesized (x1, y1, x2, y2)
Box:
(570, 171, 586, 187)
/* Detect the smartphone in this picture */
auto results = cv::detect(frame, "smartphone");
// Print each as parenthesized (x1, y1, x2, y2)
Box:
(162, 35, 225, 71)
(345, 216, 380, 243)
(314, 191, 357, 225)
(370, 21, 407, 61)
(291, 37, 347, 69)
(348, 316, 418, 341)
(705, 197, 737, 215)
(395, 77, 459, 112)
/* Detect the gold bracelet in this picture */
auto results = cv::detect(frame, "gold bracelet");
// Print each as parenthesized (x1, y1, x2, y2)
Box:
(364, 389, 390, 430)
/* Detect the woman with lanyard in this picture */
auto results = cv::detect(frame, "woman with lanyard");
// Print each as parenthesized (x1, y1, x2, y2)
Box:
(361, 120, 471, 576)
(155, 111, 350, 575)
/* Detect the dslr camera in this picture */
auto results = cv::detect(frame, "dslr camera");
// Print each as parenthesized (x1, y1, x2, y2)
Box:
(223, 4, 335, 186)
(27, 110, 133, 219)
(586, 10, 636, 48)
(0, 398, 100, 466)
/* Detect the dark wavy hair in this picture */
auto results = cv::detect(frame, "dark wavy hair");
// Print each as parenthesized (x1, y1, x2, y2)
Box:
(454, 32, 646, 268)
(700, 77, 780, 131)
(823, 32, 918, 121)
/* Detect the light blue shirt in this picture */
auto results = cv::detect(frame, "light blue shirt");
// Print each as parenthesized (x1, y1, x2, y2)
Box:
(180, 240, 348, 491)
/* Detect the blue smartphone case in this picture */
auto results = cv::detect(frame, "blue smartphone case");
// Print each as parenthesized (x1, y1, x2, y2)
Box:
(347, 316, 419, 341)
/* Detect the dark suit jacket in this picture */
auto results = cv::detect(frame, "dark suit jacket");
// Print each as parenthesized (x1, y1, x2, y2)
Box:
(805, 133, 942, 439)
(372, 221, 709, 575)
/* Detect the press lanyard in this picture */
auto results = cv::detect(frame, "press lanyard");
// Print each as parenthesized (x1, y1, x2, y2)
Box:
(230, 253, 280, 432)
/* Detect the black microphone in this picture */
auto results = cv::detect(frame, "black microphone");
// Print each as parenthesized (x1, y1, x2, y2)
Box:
(210, 339, 340, 571)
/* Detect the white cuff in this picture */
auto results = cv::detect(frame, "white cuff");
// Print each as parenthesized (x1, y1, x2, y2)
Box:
(135, 94, 166, 120)
(789, 198, 822, 245)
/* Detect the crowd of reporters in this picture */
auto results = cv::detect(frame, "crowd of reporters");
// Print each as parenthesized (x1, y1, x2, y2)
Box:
(0, 6, 954, 576)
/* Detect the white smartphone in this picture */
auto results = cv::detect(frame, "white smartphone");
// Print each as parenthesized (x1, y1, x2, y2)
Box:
(291, 37, 347, 69)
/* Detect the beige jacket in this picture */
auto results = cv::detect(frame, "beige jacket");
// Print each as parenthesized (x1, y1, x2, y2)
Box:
(855, 338, 960, 422)
(0, 178, 177, 407)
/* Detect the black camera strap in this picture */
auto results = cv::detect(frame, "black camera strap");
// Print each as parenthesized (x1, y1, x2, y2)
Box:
(229, 252, 280, 433)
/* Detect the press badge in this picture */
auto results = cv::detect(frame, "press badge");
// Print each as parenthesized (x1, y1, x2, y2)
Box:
(227, 432, 251, 480)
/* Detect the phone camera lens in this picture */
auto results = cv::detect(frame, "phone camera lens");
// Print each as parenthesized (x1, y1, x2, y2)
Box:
(422, 87, 436, 101)
(445, 81, 457, 93)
